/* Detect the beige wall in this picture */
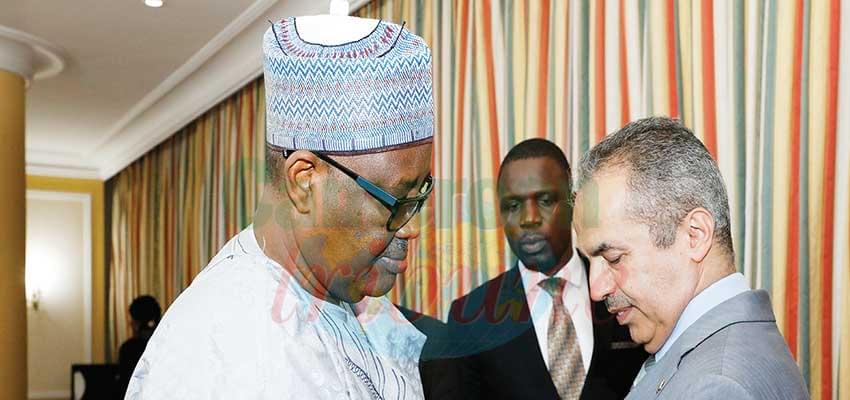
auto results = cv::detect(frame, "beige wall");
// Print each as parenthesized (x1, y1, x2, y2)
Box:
(25, 176, 105, 365)
(26, 192, 91, 400)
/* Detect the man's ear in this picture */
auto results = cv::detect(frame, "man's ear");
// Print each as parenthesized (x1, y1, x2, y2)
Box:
(283, 150, 321, 214)
(684, 207, 715, 263)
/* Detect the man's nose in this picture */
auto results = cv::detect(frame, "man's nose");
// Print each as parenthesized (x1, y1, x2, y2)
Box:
(588, 260, 616, 302)
(520, 202, 541, 228)
(395, 214, 421, 240)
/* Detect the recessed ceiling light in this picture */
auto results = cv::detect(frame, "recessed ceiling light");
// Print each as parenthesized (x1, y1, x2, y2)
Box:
(144, 0, 163, 7)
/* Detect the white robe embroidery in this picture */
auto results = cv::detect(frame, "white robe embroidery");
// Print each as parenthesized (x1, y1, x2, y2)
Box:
(125, 226, 426, 400)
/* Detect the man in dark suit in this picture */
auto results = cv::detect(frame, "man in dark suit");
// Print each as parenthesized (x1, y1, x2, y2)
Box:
(446, 139, 647, 399)
(396, 304, 461, 399)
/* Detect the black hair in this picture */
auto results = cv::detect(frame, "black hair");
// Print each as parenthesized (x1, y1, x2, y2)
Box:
(129, 295, 161, 328)
(498, 138, 572, 186)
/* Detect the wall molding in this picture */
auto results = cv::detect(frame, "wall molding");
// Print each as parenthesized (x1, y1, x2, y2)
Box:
(25, 0, 374, 180)
(96, 58, 265, 179)
(87, 0, 279, 156)
(28, 389, 70, 400)
(0, 24, 67, 84)
(25, 164, 101, 180)
(26, 149, 101, 179)
(93, 0, 328, 180)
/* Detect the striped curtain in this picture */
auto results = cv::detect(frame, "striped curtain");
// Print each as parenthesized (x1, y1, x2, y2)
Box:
(106, 79, 266, 360)
(358, 1, 848, 398)
(106, 1, 848, 398)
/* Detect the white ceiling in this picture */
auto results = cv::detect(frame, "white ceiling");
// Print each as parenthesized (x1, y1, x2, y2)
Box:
(0, 0, 329, 179)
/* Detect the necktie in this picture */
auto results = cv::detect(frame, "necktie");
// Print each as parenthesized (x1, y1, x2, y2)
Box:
(540, 277, 585, 400)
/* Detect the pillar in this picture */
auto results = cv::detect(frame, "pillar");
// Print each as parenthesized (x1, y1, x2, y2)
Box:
(0, 32, 33, 400)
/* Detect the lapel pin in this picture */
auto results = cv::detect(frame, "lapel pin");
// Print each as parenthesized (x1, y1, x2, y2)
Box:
(656, 377, 667, 394)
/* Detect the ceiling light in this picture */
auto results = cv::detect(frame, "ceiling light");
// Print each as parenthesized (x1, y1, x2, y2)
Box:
(144, 0, 163, 7)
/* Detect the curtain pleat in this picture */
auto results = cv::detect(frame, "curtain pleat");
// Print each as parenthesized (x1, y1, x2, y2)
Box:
(106, 79, 266, 360)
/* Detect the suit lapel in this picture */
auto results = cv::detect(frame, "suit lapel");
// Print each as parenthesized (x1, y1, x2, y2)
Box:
(494, 266, 546, 364)
(629, 290, 775, 398)
(495, 266, 532, 325)
(661, 290, 774, 369)
(496, 266, 560, 397)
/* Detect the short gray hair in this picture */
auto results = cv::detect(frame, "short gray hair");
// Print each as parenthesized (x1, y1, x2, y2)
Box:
(576, 117, 734, 256)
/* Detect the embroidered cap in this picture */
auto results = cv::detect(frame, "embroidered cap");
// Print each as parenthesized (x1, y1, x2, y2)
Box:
(262, 17, 434, 154)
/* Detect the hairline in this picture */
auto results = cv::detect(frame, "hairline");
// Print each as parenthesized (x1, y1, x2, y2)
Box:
(579, 154, 733, 259)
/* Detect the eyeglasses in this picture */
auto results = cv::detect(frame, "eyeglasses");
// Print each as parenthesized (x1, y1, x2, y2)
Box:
(309, 151, 434, 231)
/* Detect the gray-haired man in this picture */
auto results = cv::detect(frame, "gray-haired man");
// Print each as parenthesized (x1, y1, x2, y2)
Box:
(572, 117, 809, 399)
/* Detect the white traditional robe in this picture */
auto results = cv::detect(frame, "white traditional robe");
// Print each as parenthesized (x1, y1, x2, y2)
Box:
(125, 225, 426, 399)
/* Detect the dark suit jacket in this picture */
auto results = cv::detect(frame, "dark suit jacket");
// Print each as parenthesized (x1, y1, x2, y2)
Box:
(396, 305, 463, 400)
(446, 265, 648, 399)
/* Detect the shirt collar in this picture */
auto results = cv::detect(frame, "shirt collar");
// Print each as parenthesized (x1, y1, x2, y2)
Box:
(654, 272, 750, 361)
(238, 224, 263, 254)
(240, 224, 350, 315)
(518, 247, 584, 293)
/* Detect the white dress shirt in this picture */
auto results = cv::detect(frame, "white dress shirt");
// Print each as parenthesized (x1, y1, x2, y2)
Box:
(126, 225, 425, 400)
(518, 248, 594, 374)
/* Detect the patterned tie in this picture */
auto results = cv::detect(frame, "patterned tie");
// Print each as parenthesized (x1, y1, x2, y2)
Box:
(540, 277, 585, 400)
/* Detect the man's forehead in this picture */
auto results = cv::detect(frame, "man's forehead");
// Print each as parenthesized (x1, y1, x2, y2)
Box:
(502, 157, 566, 177)
(499, 158, 569, 191)
(499, 174, 561, 193)
(574, 206, 623, 256)
(574, 173, 630, 232)
(577, 170, 629, 203)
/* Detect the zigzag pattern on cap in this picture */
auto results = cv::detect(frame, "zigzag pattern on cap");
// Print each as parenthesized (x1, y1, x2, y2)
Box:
(268, 88, 431, 123)
(262, 17, 434, 154)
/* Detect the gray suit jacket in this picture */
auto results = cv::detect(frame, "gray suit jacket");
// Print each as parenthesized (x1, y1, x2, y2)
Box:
(626, 290, 809, 399)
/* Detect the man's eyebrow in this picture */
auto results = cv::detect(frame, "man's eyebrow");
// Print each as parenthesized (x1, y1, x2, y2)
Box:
(500, 189, 558, 200)
(590, 243, 623, 257)
(408, 171, 432, 185)
(395, 172, 432, 195)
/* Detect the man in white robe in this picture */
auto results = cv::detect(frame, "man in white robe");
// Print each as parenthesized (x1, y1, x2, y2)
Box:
(126, 13, 435, 400)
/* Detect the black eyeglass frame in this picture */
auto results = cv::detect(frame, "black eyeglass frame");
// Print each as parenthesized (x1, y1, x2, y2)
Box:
(289, 150, 434, 231)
